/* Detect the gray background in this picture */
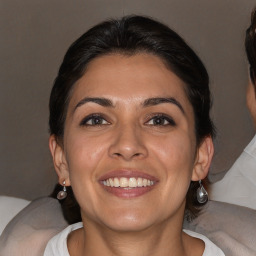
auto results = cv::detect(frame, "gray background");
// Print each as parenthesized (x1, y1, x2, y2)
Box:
(0, 0, 255, 200)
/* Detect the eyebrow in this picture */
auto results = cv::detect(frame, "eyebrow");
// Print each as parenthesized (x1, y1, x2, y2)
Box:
(143, 97, 185, 114)
(74, 97, 114, 111)
(74, 96, 184, 114)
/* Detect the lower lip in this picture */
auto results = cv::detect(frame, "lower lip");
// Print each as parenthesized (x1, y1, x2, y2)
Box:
(100, 185, 155, 198)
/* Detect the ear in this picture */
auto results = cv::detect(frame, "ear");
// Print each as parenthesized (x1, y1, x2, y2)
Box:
(191, 136, 214, 181)
(49, 135, 71, 186)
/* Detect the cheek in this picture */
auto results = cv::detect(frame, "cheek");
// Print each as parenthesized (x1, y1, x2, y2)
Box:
(148, 133, 195, 215)
(64, 132, 108, 179)
(63, 133, 110, 214)
(149, 130, 196, 202)
(153, 131, 196, 167)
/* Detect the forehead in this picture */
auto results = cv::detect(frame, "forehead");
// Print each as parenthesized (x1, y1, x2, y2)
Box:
(70, 53, 191, 107)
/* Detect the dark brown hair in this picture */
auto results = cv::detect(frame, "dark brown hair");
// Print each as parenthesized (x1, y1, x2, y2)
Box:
(49, 15, 215, 223)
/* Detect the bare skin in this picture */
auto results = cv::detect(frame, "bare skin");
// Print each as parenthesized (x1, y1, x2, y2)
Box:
(246, 79, 256, 128)
(49, 53, 214, 256)
(67, 207, 204, 256)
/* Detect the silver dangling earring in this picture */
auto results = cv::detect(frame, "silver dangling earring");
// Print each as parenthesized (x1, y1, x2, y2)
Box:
(57, 181, 67, 200)
(197, 180, 208, 204)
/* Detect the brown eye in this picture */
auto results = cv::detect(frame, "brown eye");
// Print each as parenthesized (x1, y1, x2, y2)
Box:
(80, 114, 110, 126)
(146, 114, 176, 126)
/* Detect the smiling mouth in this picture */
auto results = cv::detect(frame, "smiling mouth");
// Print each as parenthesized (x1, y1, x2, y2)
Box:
(99, 170, 158, 198)
(102, 177, 155, 188)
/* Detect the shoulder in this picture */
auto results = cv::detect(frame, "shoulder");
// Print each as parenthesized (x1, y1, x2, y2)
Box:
(0, 197, 68, 256)
(44, 222, 83, 256)
(244, 134, 256, 156)
(184, 201, 256, 255)
(184, 229, 225, 256)
(210, 135, 256, 209)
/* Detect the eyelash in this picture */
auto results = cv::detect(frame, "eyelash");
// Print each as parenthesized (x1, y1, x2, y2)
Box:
(79, 114, 110, 126)
(79, 113, 176, 127)
(145, 113, 176, 126)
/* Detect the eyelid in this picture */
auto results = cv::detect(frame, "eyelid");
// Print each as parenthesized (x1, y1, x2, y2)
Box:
(145, 113, 176, 126)
(79, 113, 110, 126)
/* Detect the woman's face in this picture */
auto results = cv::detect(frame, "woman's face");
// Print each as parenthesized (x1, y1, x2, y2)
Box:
(52, 53, 211, 231)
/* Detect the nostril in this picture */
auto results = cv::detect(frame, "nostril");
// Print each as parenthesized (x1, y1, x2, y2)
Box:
(108, 136, 148, 160)
(113, 153, 122, 157)
(112, 152, 142, 159)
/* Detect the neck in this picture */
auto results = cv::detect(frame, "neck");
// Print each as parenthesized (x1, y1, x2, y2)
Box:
(68, 206, 204, 256)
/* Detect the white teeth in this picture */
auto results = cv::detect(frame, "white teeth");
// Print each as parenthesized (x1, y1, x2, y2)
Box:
(120, 177, 129, 187)
(114, 177, 119, 187)
(129, 177, 137, 187)
(142, 178, 148, 187)
(102, 177, 155, 188)
(109, 178, 114, 187)
(137, 177, 143, 187)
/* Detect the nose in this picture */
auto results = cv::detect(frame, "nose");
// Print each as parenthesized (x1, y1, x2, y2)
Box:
(108, 124, 148, 161)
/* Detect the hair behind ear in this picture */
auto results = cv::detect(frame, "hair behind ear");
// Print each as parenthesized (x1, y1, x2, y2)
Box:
(185, 136, 214, 221)
(185, 178, 210, 221)
(50, 184, 81, 224)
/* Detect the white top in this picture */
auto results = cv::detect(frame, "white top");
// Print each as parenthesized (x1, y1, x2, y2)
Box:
(44, 222, 225, 256)
(210, 134, 256, 209)
(0, 196, 30, 235)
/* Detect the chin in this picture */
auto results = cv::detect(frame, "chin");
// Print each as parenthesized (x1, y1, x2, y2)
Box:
(107, 219, 151, 232)
(100, 208, 155, 232)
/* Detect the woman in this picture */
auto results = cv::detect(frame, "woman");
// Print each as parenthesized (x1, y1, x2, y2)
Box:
(44, 15, 224, 255)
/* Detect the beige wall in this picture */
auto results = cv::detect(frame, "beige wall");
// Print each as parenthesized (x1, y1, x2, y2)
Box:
(0, 0, 255, 200)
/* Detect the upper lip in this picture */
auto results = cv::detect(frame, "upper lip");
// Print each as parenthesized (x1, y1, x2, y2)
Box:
(98, 169, 159, 182)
